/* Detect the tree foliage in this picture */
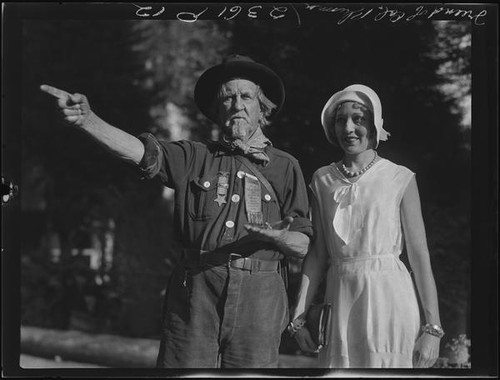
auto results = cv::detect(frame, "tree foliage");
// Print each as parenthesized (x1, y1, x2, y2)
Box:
(22, 19, 170, 336)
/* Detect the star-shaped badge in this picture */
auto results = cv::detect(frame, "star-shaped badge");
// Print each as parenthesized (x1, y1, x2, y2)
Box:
(215, 195, 227, 206)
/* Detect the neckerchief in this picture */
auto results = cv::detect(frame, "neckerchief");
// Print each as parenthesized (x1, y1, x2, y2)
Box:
(219, 127, 272, 166)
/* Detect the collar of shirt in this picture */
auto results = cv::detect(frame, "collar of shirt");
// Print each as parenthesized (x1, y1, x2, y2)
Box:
(208, 139, 274, 162)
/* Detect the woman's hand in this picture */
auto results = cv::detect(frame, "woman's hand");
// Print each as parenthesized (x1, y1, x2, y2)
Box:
(413, 332, 441, 368)
(294, 326, 321, 354)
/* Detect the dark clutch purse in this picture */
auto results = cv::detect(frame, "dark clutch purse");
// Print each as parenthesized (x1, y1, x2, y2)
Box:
(306, 303, 332, 350)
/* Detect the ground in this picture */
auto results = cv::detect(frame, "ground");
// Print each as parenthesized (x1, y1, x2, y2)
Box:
(20, 326, 318, 368)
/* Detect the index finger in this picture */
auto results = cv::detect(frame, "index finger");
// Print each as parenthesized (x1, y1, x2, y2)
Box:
(40, 84, 71, 100)
(244, 224, 265, 233)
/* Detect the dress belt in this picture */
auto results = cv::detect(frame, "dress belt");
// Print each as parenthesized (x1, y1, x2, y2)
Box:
(183, 248, 280, 273)
(331, 253, 397, 265)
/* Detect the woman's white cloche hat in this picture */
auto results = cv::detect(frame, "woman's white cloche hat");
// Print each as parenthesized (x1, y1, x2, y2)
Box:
(321, 84, 390, 148)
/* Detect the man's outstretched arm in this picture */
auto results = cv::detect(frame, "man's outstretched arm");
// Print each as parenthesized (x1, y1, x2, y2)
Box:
(40, 84, 145, 165)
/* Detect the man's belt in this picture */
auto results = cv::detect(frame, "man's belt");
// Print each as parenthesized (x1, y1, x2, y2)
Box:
(183, 249, 279, 273)
(225, 254, 279, 272)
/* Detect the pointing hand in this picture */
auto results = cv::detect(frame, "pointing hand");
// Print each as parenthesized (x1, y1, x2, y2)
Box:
(40, 84, 91, 127)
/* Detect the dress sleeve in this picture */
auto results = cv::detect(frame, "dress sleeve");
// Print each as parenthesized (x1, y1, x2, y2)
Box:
(395, 165, 416, 204)
(137, 133, 196, 189)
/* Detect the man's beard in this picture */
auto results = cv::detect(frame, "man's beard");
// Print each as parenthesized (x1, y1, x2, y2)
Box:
(224, 119, 257, 142)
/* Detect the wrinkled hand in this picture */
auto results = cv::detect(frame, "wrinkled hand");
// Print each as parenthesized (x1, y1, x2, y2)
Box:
(40, 84, 91, 127)
(413, 333, 440, 368)
(294, 326, 320, 354)
(244, 216, 294, 243)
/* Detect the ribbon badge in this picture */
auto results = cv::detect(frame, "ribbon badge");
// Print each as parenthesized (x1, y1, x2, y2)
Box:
(244, 172, 264, 225)
(214, 172, 230, 207)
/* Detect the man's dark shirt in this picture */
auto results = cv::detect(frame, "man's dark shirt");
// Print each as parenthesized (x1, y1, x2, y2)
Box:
(138, 133, 312, 261)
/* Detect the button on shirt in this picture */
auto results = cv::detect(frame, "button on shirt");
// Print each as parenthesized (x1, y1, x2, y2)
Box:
(137, 133, 313, 260)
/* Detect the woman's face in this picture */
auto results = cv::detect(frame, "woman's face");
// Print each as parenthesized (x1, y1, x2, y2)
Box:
(332, 101, 374, 154)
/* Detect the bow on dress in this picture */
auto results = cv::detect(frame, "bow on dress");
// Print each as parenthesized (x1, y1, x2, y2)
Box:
(332, 181, 359, 245)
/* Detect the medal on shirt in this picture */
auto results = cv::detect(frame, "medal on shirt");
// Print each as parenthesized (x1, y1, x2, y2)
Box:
(214, 172, 229, 206)
(244, 172, 264, 225)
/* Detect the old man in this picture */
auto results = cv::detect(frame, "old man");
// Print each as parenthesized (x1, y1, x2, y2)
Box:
(41, 54, 312, 368)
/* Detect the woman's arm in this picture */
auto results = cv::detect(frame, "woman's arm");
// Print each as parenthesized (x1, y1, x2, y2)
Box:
(289, 192, 329, 352)
(401, 176, 442, 367)
(292, 238, 328, 321)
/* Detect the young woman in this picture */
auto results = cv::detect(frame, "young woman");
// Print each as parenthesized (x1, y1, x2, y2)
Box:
(289, 84, 443, 368)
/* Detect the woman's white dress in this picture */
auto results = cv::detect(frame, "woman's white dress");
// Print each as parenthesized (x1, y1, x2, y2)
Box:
(309, 158, 420, 368)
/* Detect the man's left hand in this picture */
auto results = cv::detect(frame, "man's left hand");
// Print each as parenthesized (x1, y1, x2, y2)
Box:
(245, 216, 309, 258)
(244, 216, 294, 243)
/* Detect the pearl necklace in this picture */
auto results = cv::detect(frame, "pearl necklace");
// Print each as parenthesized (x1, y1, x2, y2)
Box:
(340, 151, 378, 178)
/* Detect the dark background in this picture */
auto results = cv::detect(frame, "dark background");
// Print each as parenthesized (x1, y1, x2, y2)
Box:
(2, 2, 497, 375)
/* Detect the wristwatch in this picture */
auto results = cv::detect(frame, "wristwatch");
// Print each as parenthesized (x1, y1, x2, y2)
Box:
(421, 323, 445, 338)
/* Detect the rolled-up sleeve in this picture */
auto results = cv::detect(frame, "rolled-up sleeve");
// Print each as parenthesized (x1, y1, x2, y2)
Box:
(137, 133, 195, 188)
(137, 133, 163, 180)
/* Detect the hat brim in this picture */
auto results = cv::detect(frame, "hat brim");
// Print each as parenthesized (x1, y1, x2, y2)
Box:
(194, 60, 285, 124)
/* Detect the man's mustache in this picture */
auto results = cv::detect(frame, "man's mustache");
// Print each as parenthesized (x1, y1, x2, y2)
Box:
(229, 113, 249, 121)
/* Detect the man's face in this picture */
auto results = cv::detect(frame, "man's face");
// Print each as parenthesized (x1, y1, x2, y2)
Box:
(217, 79, 262, 142)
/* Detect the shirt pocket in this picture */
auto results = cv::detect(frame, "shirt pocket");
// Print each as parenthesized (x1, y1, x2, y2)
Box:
(188, 175, 219, 221)
(261, 189, 281, 223)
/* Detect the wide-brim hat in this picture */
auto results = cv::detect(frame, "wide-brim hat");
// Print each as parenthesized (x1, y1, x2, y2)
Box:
(320, 84, 390, 149)
(194, 54, 285, 123)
